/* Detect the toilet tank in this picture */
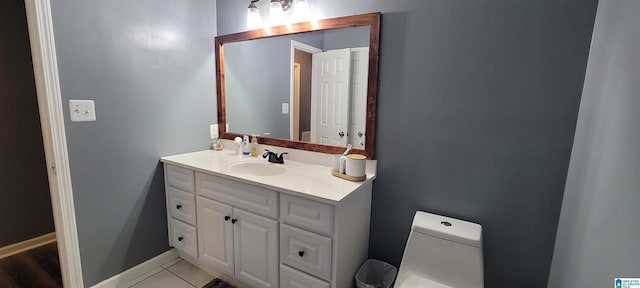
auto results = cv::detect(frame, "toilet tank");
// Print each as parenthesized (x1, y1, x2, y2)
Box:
(395, 211, 483, 288)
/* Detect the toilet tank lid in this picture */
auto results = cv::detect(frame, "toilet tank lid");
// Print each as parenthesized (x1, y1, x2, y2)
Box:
(412, 211, 482, 247)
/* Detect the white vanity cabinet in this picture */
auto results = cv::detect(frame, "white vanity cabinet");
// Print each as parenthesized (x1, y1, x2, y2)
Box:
(165, 165, 198, 259)
(278, 189, 372, 288)
(162, 150, 374, 288)
(196, 172, 279, 288)
(197, 197, 279, 288)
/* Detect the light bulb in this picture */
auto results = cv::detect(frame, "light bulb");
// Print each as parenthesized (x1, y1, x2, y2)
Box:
(269, 0, 285, 26)
(293, 0, 310, 22)
(246, 2, 263, 29)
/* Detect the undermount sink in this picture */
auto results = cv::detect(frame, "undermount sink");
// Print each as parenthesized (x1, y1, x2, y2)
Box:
(226, 161, 286, 176)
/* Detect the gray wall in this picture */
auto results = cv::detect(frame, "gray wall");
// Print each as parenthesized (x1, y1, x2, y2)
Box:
(548, 1, 640, 287)
(323, 26, 369, 50)
(0, 0, 55, 247)
(217, 0, 597, 286)
(225, 33, 324, 138)
(50, 0, 217, 286)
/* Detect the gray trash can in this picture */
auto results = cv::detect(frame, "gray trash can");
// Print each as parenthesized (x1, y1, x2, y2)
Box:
(355, 259, 398, 288)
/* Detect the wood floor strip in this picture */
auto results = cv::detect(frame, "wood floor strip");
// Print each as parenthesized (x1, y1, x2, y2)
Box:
(0, 232, 57, 259)
(0, 242, 62, 288)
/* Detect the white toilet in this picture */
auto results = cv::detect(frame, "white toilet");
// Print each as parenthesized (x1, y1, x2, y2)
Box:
(394, 211, 484, 288)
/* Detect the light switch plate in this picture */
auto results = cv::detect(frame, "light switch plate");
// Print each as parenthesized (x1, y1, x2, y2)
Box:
(69, 100, 96, 122)
(210, 124, 219, 139)
(282, 103, 289, 114)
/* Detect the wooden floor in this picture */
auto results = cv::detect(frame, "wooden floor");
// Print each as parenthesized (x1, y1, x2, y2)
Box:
(0, 242, 62, 288)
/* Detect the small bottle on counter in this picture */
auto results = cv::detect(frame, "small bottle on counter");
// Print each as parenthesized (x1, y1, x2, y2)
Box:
(242, 135, 250, 156)
(250, 135, 259, 157)
(213, 139, 223, 150)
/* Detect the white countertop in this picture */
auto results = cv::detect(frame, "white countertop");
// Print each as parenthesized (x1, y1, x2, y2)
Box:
(160, 150, 376, 205)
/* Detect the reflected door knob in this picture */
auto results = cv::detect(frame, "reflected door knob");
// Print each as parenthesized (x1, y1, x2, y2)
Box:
(224, 216, 230, 221)
(178, 236, 184, 242)
(358, 131, 363, 138)
(338, 131, 345, 138)
(231, 218, 238, 224)
(176, 204, 182, 210)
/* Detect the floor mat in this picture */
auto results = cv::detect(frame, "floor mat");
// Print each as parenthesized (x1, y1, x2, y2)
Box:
(202, 278, 235, 288)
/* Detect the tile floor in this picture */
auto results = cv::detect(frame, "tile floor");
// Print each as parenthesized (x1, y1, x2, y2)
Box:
(127, 258, 215, 288)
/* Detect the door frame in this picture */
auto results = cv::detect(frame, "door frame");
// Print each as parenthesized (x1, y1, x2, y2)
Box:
(289, 40, 321, 141)
(348, 47, 369, 149)
(24, 0, 84, 286)
(292, 63, 301, 141)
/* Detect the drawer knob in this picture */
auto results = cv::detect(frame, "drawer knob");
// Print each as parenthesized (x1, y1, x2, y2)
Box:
(231, 218, 238, 224)
(176, 204, 182, 210)
(178, 236, 184, 242)
(224, 216, 231, 221)
(298, 250, 304, 257)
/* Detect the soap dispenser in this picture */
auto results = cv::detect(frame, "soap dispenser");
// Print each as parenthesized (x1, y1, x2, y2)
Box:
(242, 135, 250, 156)
(250, 135, 259, 157)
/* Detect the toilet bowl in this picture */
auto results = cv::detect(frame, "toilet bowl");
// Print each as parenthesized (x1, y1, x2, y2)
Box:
(394, 211, 484, 288)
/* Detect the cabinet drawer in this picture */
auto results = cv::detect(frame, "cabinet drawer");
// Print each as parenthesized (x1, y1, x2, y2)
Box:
(281, 194, 334, 236)
(280, 264, 330, 288)
(167, 187, 196, 225)
(169, 219, 197, 259)
(196, 172, 278, 219)
(281, 224, 332, 281)
(166, 165, 195, 193)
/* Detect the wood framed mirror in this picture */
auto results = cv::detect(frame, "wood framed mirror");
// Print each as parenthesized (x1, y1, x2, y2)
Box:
(216, 12, 380, 159)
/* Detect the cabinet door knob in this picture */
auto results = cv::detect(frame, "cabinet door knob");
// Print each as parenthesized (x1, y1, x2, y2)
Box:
(231, 218, 237, 224)
(176, 204, 182, 210)
(224, 216, 230, 221)
(298, 250, 304, 257)
(178, 236, 184, 242)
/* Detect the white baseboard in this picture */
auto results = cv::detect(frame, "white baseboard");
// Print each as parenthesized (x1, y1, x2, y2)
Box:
(90, 248, 179, 288)
(0, 232, 57, 259)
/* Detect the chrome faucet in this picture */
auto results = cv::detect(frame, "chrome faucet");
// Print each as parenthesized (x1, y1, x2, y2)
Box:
(262, 149, 288, 164)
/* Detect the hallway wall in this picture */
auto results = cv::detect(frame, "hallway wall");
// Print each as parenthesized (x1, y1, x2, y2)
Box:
(0, 0, 55, 248)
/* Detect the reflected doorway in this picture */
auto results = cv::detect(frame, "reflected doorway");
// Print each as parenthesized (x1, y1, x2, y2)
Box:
(290, 41, 322, 142)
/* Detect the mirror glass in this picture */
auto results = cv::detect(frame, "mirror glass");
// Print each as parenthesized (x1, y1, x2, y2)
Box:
(225, 26, 370, 149)
(216, 13, 380, 158)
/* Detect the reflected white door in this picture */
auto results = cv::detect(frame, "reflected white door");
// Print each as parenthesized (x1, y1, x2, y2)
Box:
(311, 48, 351, 146)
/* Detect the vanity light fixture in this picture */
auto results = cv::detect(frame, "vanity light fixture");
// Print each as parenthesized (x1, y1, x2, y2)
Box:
(247, 0, 262, 29)
(293, 0, 310, 21)
(246, 0, 311, 29)
(269, 0, 286, 26)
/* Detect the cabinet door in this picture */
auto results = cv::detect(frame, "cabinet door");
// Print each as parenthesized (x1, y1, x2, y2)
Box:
(233, 208, 279, 288)
(197, 196, 234, 275)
